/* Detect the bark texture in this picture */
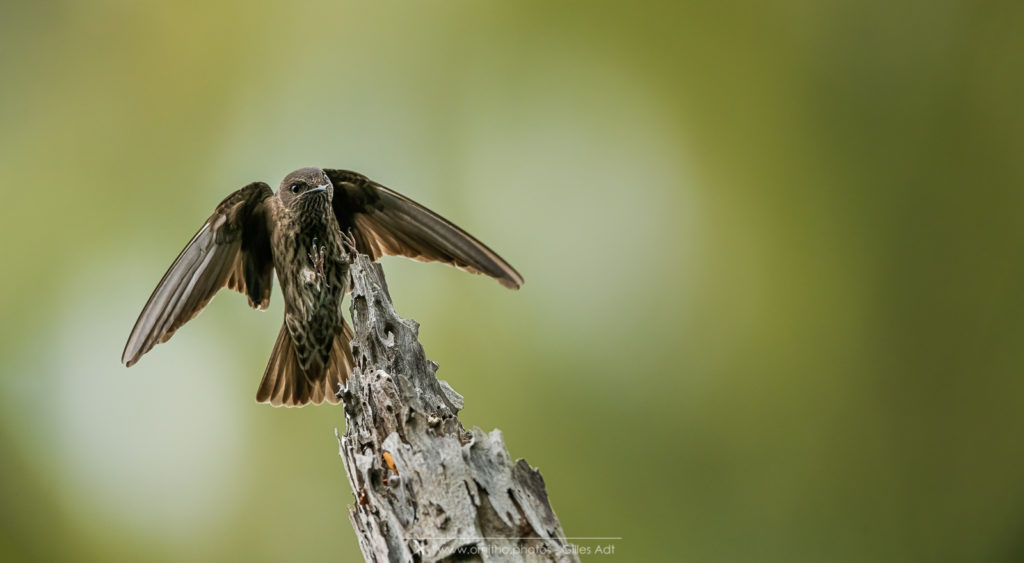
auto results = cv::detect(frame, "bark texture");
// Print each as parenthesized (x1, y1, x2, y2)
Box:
(337, 255, 578, 563)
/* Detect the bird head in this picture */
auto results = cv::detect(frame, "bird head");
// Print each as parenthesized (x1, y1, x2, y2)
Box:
(279, 167, 333, 208)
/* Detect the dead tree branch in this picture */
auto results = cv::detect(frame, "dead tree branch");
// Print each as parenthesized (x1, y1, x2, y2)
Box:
(337, 255, 579, 563)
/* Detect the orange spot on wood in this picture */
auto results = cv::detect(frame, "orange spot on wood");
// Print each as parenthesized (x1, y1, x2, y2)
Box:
(382, 451, 398, 474)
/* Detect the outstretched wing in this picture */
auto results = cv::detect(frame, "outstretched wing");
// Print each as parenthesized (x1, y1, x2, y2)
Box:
(325, 169, 524, 289)
(122, 182, 275, 367)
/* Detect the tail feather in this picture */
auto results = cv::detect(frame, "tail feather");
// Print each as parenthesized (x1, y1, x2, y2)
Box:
(256, 320, 354, 407)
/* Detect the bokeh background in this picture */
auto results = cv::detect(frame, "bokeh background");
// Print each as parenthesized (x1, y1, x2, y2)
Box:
(2, 1, 1023, 561)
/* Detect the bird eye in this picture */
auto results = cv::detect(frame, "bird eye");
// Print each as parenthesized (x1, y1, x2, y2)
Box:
(290, 183, 302, 194)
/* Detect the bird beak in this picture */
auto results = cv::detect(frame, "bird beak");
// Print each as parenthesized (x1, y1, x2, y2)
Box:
(308, 184, 329, 194)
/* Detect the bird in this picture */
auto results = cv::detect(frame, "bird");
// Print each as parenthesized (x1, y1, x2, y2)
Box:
(121, 167, 523, 407)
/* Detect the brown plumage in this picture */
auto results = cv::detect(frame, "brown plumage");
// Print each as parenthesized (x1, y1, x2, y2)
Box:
(122, 167, 523, 407)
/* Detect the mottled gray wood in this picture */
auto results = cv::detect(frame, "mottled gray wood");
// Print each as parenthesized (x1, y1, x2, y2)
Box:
(337, 255, 578, 563)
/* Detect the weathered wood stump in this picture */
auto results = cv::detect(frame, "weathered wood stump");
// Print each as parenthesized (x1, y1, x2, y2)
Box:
(337, 255, 579, 563)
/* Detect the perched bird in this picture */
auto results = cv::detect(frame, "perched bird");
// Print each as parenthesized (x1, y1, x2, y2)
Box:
(122, 168, 523, 406)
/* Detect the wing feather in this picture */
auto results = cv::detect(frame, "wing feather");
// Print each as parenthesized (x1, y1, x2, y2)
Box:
(325, 169, 523, 289)
(122, 182, 275, 366)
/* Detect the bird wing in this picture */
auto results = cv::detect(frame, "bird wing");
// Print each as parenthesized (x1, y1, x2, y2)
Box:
(324, 169, 524, 289)
(122, 182, 275, 366)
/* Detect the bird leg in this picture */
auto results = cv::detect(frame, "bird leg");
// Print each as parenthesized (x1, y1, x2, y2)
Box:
(306, 238, 328, 292)
(340, 228, 358, 259)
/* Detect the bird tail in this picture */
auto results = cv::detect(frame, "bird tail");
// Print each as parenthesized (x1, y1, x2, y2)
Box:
(255, 321, 354, 407)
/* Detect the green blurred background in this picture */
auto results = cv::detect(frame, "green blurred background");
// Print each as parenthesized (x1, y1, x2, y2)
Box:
(2, 1, 1023, 561)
